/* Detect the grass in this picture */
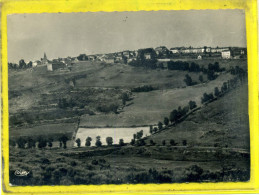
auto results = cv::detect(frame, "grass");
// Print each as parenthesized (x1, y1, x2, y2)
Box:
(145, 82, 249, 149)
(79, 72, 234, 127)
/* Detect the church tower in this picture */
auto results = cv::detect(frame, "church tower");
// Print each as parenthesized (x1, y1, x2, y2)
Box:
(42, 52, 48, 65)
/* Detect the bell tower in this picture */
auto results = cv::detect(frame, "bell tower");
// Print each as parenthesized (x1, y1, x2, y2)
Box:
(42, 52, 48, 65)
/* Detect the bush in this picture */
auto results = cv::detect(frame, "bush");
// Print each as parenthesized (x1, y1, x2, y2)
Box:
(184, 74, 193, 86)
(164, 117, 169, 126)
(170, 139, 176, 146)
(131, 85, 155, 92)
(119, 139, 125, 146)
(158, 122, 163, 130)
(162, 140, 166, 146)
(185, 165, 204, 182)
(182, 140, 187, 146)
(189, 100, 197, 110)
(150, 140, 156, 146)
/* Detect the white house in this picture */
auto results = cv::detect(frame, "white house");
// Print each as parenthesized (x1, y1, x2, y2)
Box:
(221, 50, 231, 59)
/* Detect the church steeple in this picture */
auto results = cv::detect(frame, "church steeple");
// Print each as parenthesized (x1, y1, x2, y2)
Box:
(42, 52, 48, 65)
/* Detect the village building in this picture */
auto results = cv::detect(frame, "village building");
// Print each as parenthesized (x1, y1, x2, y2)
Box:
(221, 50, 232, 59)
(32, 60, 41, 67)
(122, 51, 130, 58)
(47, 61, 67, 71)
(197, 55, 202, 59)
(144, 53, 152, 59)
(155, 46, 170, 57)
(88, 55, 97, 61)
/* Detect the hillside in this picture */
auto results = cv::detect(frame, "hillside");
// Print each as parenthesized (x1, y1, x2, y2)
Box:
(145, 82, 249, 149)
(9, 83, 250, 185)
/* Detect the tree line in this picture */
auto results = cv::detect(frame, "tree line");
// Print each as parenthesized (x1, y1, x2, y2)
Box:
(8, 59, 33, 69)
(10, 134, 69, 149)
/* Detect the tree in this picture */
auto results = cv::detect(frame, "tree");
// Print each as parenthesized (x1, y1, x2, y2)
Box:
(170, 139, 176, 146)
(19, 59, 26, 69)
(27, 61, 33, 68)
(136, 130, 143, 139)
(27, 137, 36, 148)
(201, 93, 209, 104)
(130, 139, 135, 145)
(199, 75, 204, 83)
(214, 87, 220, 97)
(47, 138, 53, 148)
(164, 117, 169, 126)
(85, 137, 92, 147)
(149, 125, 153, 134)
(38, 136, 47, 149)
(183, 140, 187, 146)
(169, 110, 178, 123)
(189, 100, 197, 110)
(17, 137, 26, 148)
(150, 140, 156, 146)
(60, 135, 69, 149)
(185, 165, 204, 182)
(75, 138, 81, 147)
(106, 137, 113, 146)
(162, 140, 166, 146)
(95, 136, 102, 147)
(119, 139, 125, 146)
(58, 137, 63, 148)
(133, 134, 137, 140)
(207, 70, 216, 80)
(153, 127, 158, 133)
(184, 74, 193, 86)
(158, 122, 163, 130)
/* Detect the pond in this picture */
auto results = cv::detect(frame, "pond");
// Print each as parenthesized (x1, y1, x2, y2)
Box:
(74, 126, 150, 147)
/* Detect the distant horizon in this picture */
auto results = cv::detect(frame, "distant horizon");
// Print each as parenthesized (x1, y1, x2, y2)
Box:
(7, 10, 247, 63)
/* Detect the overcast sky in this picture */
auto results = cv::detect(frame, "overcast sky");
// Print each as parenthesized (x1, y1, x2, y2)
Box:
(7, 9, 246, 63)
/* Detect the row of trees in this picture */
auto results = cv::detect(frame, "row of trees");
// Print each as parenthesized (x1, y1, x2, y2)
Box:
(201, 76, 243, 104)
(10, 135, 69, 149)
(75, 136, 125, 147)
(149, 100, 197, 135)
(8, 59, 33, 69)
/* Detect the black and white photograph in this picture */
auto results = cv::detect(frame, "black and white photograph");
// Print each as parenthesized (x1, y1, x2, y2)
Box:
(7, 10, 250, 186)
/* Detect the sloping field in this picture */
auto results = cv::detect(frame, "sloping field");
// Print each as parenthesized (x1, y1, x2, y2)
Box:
(80, 72, 234, 127)
(145, 83, 249, 149)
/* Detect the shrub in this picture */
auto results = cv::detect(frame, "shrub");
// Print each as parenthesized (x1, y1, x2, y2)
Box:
(162, 140, 166, 146)
(150, 140, 156, 146)
(182, 140, 187, 146)
(164, 117, 169, 126)
(185, 165, 204, 182)
(170, 139, 176, 146)
(184, 74, 193, 86)
(119, 139, 125, 146)
(91, 159, 99, 165)
(189, 100, 197, 110)
(158, 122, 163, 130)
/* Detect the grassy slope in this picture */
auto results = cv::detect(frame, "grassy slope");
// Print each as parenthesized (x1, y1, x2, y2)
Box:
(79, 72, 234, 127)
(8, 61, 208, 139)
(145, 83, 249, 149)
(9, 83, 250, 185)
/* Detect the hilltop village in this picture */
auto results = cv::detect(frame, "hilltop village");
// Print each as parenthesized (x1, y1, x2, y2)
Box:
(8, 46, 246, 71)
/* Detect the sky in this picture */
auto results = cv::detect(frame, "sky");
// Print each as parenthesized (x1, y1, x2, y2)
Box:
(7, 9, 247, 63)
